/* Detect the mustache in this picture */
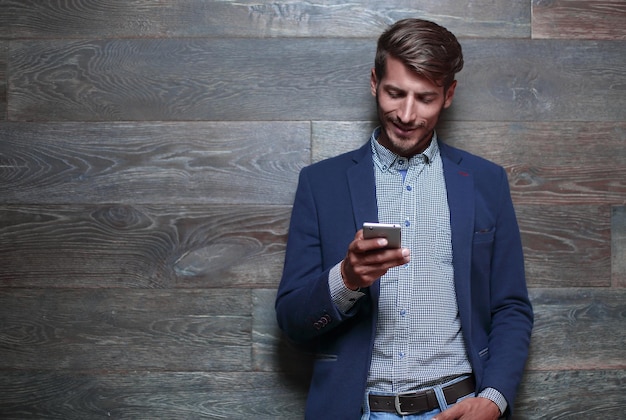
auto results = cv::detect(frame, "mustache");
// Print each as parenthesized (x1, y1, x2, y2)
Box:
(389, 118, 427, 130)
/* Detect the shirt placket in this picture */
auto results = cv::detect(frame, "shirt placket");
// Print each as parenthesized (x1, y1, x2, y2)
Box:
(393, 158, 419, 391)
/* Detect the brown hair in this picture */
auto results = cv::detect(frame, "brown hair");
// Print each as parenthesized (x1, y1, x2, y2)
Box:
(374, 18, 464, 90)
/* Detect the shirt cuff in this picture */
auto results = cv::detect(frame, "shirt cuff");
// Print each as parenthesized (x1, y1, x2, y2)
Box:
(478, 387, 508, 416)
(329, 262, 365, 313)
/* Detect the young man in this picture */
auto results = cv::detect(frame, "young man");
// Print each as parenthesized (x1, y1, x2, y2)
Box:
(275, 19, 533, 420)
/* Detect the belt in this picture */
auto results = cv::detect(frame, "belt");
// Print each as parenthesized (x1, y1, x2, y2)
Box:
(368, 375, 475, 416)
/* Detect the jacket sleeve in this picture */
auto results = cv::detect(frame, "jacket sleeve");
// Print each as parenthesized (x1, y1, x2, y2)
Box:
(481, 168, 534, 416)
(275, 167, 364, 343)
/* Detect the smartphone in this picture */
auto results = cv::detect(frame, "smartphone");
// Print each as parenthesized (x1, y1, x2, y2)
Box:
(362, 222, 401, 248)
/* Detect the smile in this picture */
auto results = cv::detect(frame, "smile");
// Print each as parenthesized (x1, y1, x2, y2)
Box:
(392, 122, 421, 136)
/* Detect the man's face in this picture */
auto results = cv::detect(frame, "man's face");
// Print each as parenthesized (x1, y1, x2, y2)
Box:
(371, 55, 456, 158)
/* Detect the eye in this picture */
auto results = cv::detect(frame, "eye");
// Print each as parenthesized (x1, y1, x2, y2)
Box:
(385, 88, 404, 99)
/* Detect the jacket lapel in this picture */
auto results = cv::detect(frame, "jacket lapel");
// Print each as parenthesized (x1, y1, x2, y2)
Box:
(347, 142, 379, 230)
(346, 142, 380, 301)
(440, 142, 474, 324)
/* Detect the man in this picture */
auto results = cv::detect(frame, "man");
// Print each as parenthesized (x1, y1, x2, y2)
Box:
(275, 18, 533, 420)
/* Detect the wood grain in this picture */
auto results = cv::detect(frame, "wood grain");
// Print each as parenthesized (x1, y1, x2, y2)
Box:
(0, 288, 252, 372)
(0, 121, 309, 205)
(612, 206, 626, 287)
(0, 370, 623, 419)
(2, 288, 622, 418)
(514, 370, 625, 419)
(0, 0, 530, 39)
(0, 371, 307, 419)
(526, 288, 626, 371)
(2, 2, 625, 419)
(0, 41, 6, 121)
(8, 39, 625, 122)
(517, 205, 611, 287)
(0, 204, 290, 288)
(533, 0, 626, 40)
(440, 122, 626, 205)
(253, 289, 315, 377)
(455, 39, 626, 122)
(7, 38, 375, 122)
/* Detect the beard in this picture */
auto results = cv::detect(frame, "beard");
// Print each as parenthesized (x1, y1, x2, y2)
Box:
(374, 94, 444, 158)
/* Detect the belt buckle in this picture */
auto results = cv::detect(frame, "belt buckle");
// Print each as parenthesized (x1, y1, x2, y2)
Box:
(394, 392, 414, 416)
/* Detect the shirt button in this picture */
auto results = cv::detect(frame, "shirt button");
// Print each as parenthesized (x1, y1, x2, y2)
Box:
(406, 185, 412, 191)
(400, 309, 406, 317)
(399, 352, 405, 359)
(405, 220, 410, 227)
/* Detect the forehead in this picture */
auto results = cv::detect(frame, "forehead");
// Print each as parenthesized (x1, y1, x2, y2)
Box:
(380, 56, 443, 93)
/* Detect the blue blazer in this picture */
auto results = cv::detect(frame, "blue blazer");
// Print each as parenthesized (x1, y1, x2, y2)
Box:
(276, 140, 533, 419)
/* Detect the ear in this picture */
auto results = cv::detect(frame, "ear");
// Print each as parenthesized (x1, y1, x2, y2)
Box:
(370, 68, 378, 97)
(443, 80, 457, 109)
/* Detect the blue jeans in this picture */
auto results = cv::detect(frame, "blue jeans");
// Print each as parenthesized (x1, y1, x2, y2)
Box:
(364, 408, 441, 420)
(361, 375, 473, 420)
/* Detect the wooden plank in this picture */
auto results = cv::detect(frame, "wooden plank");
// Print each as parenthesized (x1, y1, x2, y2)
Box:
(7, 38, 375, 122)
(533, 0, 626, 40)
(0, 371, 307, 419)
(0, 41, 6, 121)
(440, 121, 626, 205)
(8, 39, 625, 122)
(515, 370, 625, 419)
(0, 121, 309, 205)
(526, 288, 626, 371)
(0, 370, 622, 419)
(454, 39, 626, 122)
(313, 121, 626, 205)
(2, 288, 622, 418)
(0, 204, 290, 288)
(613, 206, 626, 287)
(517, 205, 611, 288)
(0, 288, 252, 372)
(253, 289, 314, 377)
(0, 0, 530, 39)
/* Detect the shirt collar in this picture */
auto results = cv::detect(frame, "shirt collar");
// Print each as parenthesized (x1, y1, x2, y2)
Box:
(370, 126, 440, 173)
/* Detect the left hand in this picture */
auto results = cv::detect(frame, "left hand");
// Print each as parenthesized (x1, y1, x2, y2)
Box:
(432, 397, 500, 420)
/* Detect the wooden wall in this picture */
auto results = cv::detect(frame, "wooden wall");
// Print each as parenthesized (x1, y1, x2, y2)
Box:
(0, 1, 624, 418)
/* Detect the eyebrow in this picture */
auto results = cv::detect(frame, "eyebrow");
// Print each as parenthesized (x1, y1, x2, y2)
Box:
(384, 84, 440, 97)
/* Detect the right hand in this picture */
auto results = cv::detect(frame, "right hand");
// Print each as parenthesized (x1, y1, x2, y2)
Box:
(341, 229, 410, 290)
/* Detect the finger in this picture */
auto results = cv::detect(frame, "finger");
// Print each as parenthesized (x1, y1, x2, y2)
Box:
(348, 246, 409, 270)
(435, 400, 465, 420)
(432, 406, 456, 420)
(353, 229, 402, 253)
(345, 248, 410, 284)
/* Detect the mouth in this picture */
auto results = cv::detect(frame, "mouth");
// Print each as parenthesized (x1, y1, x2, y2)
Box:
(392, 121, 422, 137)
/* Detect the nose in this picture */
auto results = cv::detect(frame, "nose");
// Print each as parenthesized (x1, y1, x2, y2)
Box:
(397, 97, 417, 124)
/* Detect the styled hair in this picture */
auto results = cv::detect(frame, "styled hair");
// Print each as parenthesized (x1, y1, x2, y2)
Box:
(374, 18, 464, 90)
